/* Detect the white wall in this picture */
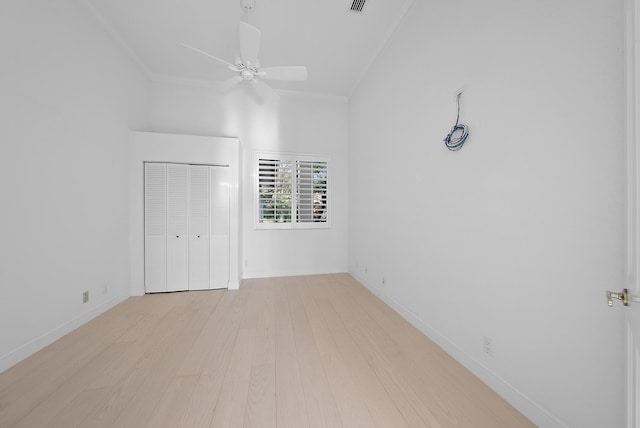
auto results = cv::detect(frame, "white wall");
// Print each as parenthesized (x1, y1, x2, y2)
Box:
(348, 0, 625, 427)
(0, 0, 150, 372)
(150, 80, 349, 278)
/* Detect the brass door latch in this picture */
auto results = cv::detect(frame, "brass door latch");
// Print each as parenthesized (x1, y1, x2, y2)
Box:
(606, 289, 628, 307)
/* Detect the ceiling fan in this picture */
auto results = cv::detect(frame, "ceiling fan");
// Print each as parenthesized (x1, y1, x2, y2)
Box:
(181, 3, 307, 91)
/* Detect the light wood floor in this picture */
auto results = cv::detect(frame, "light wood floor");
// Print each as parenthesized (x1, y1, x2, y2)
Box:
(0, 274, 534, 427)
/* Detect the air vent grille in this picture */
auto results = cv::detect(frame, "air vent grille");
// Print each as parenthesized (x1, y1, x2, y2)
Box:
(350, 0, 366, 13)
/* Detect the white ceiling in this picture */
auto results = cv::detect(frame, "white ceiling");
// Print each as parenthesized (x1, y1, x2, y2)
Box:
(83, 0, 414, 97)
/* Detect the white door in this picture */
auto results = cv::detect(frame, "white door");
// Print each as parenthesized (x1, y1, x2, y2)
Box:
(625, 140, 640, 426)
(626, 0, 640, 425)
(144, 163, 167, 293)
(166, 163, 189, 292)
(189, 165, 210, 290)
(625, 294, 640, 427)
(144, 162, 231, 293)
(210, 166, 230, 289)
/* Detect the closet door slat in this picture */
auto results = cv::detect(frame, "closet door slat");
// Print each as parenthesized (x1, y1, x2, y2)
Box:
(166, 164, 188, 292)
(144, 163, 167, 293)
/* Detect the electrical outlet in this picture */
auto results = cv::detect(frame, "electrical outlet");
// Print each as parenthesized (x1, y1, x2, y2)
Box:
(482, 336, 493, 356)
(102, 284, 108, 295)
(382, 277, 386, 286)
(83, 291, 89, 304)
(364, 266, 368, 274)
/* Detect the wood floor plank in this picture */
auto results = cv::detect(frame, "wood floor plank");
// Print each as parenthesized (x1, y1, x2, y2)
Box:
(0, 274, 533, 428)
(239, 279, 261, 330)
(0, 295, 172, 427)
(338, 277, 487, 426)
(112, 293, 214, 427)
(12, 341, 138, 428)
(326, 281, 444, 427)
(178, 290, 236, 376)
(297, 279, 377, 428)
(211, 327, 256, 428)
(176, 290, 234, 376)
(273, 280, 310, 428)
(0, 296, 141, 393)
(284, 279, 342, 428)
(244, 281, 277, 428)
(244, 363, 277, 428)
(308, 282, 410, 428)
(78, 292, 206, 427)
(143, 375, 199, 428)
(179, 287, 252, 427)
(340, 275, 534, 427)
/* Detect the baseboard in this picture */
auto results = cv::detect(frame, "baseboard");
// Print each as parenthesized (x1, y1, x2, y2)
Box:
(241, 268, 346, 280)
(350, 271, 568, 428)
(0, 292, 129, 374)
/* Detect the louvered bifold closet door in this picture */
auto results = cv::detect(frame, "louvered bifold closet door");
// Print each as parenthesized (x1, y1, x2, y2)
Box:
(188, 165, 210, 290)
(210, 166, 230, 289)
(145, 163, 167, 293)
(166, 163, 189, 292)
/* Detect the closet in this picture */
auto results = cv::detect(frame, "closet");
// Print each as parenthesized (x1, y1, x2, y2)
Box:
(144, 162, 229, 293)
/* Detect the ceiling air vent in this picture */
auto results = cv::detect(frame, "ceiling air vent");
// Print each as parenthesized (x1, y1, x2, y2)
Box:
(350, 0, 366, 13)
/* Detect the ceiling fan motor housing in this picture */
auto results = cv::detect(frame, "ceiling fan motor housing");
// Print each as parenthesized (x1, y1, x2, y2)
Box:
(241, 0, 255, 12)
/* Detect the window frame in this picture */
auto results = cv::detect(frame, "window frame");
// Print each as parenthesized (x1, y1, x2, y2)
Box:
(255, 152, 330, 230)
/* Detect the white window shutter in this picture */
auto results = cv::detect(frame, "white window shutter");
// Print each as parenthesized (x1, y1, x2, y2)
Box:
(296, 160, 328, 224)
(258, 158, 292, 224)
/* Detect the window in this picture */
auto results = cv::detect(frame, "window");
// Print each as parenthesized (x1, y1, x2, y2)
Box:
(257, 153, 329, 229)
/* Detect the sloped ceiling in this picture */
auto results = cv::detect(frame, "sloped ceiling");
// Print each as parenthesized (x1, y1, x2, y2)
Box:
(83, 0, 414, 97)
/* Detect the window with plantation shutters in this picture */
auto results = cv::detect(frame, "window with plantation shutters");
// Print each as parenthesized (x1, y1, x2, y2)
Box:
(257, 153, 329, 229)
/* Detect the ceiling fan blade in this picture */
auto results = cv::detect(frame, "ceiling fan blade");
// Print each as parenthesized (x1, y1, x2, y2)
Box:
(214, 76, 243, 93)
(239, 21, 261, 66)
(250, 78, 276, 102)
(260, 66, 308, 81)
(181, 43, 237, 69)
